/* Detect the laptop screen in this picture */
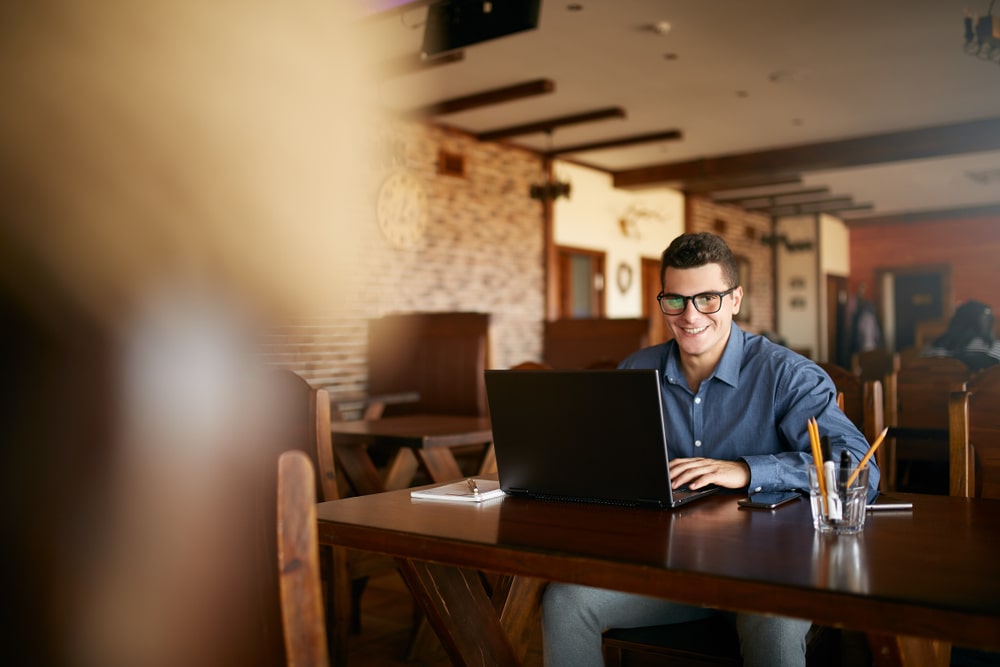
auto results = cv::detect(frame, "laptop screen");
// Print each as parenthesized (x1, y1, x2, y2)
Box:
(484, 369, 717, 509)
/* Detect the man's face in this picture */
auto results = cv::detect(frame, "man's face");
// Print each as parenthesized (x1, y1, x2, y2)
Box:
(661, 263, 742, 361)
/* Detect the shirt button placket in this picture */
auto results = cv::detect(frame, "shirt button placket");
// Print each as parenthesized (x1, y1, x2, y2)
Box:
(692, 394, 704, 450)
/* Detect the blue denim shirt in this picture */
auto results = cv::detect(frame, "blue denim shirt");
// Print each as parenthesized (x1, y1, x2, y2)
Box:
(619, 323, 880, 501)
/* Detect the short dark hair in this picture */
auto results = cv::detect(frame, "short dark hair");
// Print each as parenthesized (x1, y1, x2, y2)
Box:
(660, 232, 740, 289)
(933, 300, 995, 350)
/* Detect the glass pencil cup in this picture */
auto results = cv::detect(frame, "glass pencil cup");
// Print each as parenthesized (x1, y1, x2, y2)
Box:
(808, 464, 868, 535)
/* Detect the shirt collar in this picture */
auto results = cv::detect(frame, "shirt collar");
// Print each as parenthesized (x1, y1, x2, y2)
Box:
(713, 323, 744, 388)
(664, 322, 744, 389)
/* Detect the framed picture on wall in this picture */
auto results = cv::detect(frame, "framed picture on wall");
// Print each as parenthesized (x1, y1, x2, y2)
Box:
(735, 255, 751, 323)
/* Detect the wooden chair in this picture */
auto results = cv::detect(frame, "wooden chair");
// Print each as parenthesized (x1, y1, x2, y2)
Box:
(819, 363, 887, 491)
(893, 356, 970, 493)
(949, 364, 1000, 499)
(603, 616, 742, 667)
(510, 360, 554, 370)
(583, 358, 620, 369)
(542, 317, 648, 370)
(852, 348, 899, 428)
(277, 450, 331, 667)
(269, 369, 404, 665)
(946, 368, 1000, 667)
(368, 312, 490, 417)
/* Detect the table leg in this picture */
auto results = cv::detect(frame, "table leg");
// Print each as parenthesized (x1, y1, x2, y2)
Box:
(333, 443, 385, 496)
(478, 443, 497, 475)
(491, 574, 545, 664)
(397, 559, 522, 667)
(416, 447, 466, 483)
(867, 633, 951, 667)
(382, 447, 419, 491)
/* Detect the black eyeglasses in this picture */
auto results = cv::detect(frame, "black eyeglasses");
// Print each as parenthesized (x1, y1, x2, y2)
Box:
(657, 287, 737, 315)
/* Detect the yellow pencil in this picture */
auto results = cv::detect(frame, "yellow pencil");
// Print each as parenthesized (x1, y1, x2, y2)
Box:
(847, 426, 889, 487)
(808, 417, 828, 514)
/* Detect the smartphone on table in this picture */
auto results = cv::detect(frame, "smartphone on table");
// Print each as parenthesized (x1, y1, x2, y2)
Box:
(737, 491, 801, 510)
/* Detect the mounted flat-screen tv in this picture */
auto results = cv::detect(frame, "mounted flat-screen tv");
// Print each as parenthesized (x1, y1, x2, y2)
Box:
(421, 0, 541, 57)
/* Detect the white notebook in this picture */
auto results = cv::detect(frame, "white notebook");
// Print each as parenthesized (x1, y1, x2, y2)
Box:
(410, 478, 505, 503)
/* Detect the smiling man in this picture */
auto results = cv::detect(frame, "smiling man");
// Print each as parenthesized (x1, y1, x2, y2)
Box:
(541, 232, 879, 667)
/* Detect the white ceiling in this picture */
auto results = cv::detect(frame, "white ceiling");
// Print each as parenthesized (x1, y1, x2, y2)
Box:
(363, 0, 1000, 222)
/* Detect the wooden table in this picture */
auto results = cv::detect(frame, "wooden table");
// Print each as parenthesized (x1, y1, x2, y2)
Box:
(324, 389, 420, 420)
(330, 414, 493, 495)
(316, 488, 1000, 667)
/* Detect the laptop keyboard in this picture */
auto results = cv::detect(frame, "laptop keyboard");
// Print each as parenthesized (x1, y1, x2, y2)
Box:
(529, 492, 642, 508)
(673, 483, 718, 498)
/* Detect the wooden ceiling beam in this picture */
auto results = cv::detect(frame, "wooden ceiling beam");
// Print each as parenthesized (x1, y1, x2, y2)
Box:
(545, 129, 682, 157)
(477, 107, 626, 142)
(744, 196, 851, 212)
(378, 51, 465, 79)
(612, 116, 1000, 188)
(404, 79, 555, 118)
(712, 187, 829, 205)
(770, 201, 874, 217)
(682, 175, 802, 195)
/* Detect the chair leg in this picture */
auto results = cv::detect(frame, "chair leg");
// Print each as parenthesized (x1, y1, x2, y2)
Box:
(350, 576, 369, 635)
(326, 547, 352, 666)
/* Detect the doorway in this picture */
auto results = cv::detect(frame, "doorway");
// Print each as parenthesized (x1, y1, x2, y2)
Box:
(827, 274, 849, 366)
(875, 266, 950, 352)
(641, 257, 671, 345)
(556, 245, 605, 318)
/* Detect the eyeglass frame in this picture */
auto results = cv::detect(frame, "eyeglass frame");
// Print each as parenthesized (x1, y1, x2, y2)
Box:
(656, 287, 738, 315)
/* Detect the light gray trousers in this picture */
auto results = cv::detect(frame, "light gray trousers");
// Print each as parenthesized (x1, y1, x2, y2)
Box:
(542, 583, 811, 667)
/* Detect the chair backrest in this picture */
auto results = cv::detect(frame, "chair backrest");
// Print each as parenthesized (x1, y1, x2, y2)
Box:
(896, 356, 969, 432)
(268, 369, 340, 503)
(510, 360, 554, 370)
(853, 349, 896, 383)
(820, 363, 887, 490)
(891, 357, 968, 493)
(852, 349, 899, 427)
(542, 317, 648, 370)
(949, 365, 1000, 499)
(277, 450, 330, 667)
(368, 312, 490, 417)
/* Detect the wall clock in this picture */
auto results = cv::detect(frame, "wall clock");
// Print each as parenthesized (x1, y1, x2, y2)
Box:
(376, 169, 428, 250)
(616, 262, 633, 294)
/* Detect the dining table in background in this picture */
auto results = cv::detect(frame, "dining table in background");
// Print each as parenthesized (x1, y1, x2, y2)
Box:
(324, 389, 421, 420)
(330, 414, 493, 495)
(316, 486, 1000, 667)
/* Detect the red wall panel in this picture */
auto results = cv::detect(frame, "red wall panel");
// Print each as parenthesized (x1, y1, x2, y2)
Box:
(849, 215, 1000, 310)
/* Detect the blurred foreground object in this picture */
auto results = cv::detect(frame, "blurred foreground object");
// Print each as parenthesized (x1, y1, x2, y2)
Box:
(0, 1, 378, 665)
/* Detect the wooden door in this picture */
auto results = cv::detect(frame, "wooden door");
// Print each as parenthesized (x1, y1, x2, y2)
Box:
(641, 257, 671, 345)
(827, 274, 849, 366)
(556, 245, 605, 318)
(883, 267, 950, 352)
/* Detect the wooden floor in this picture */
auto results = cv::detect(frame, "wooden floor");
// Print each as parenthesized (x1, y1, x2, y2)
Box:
(347, 570, 544, 667)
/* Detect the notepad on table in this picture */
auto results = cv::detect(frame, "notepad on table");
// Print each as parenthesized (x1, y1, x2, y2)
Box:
(410, 478, 505, 503)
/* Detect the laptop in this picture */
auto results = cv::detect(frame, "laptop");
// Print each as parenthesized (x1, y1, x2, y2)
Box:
(484, 368, 719, 509)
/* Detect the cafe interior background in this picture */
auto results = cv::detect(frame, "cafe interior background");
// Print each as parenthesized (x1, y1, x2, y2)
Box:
(2, 0, 1000, 665)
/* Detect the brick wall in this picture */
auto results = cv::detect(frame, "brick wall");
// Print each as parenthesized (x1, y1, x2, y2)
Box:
(849, 213, 1000, 307)
(685, 196, 775, 333)
(259, 121, 546, 394)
